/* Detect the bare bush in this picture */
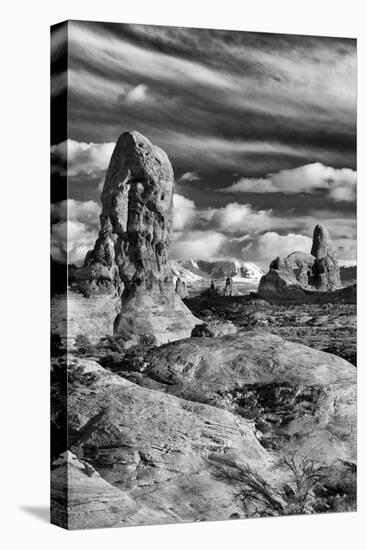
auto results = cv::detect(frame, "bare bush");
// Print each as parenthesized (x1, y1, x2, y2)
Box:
(211, 449, 329, 517)
(74, 334, 96, 356)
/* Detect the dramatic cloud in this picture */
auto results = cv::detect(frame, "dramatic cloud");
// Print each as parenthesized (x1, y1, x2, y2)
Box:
(50, 197, 356, 266)
(51, 199, 100, 226)
(65, 21, 356, 176)
(248, 232, 313, 261)
(171, 230, 227, 260)
(221, 163, 357, 202)
(203, 203, 273, 234)
(51, 139, 115, 176)
(328, 186, 356, 202)
(173, 194, 196, 231)
(51, 200, 100, 264)
(51, 219, 98, 265)
(51, 22, 356, 265)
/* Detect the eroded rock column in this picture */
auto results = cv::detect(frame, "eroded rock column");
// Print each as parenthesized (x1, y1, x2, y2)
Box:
(77, 130, 199, 345)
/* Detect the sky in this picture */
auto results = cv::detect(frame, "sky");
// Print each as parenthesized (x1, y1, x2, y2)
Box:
(51, 20, 357, 267)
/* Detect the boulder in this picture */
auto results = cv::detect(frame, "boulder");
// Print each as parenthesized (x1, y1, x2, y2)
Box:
(191, 320, 237, 337)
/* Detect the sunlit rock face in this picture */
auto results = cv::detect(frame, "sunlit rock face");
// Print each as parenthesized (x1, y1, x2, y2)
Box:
(100, 131, 174, 295)
(73, 131, 199, 345)
(175, 277, 188, 299)
(258, 224, 342, 301)
(310, 224, 341, 291)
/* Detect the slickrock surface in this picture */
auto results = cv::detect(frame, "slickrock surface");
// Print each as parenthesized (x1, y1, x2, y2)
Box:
(51, 451, 138, 529)
(184, 295, 357, 365)
(258, 224, 342, 301)
(51, 291, 121, 346)
(143, 333, 356, 465)
(51, 328, 356, 528)
(52, 356, 273, 528)
(71, 131, 199, 346)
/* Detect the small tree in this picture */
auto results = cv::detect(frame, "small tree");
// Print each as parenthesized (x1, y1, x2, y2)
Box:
(275, 450, 328, 514)
(137, 334, 157, 350)
(74, 334, 96, 356)
(97, 334, 125, 354)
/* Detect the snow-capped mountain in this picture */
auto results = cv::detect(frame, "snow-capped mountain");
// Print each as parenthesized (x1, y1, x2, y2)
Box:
(232, 261, 264, 281)
(171, 259, 264, 285)
(196, 260, 264, 281)
(171, 260, 206, 284)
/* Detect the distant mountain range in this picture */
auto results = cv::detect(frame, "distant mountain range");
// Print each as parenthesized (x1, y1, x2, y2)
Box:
(172, 259, 264, 284)
(171, 259, 356, 290)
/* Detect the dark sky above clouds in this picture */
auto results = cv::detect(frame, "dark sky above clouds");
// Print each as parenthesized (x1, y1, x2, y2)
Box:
(51, 20, 357, 266)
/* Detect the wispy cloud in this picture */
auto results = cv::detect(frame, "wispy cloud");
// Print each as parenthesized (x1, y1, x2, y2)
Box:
(65, 21, 356, 177)
(179, 171, 201, 182)
(173, 194, 196, 230)
(121, 83, 149, 105)
(219, 163, 357, 202)
(51, 22, 356, 266)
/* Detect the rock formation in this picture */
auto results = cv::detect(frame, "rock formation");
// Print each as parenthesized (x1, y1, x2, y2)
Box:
(145, 332, 356, 465)
(51, 450, 138, 529)
(51, 291, 121, 347)
(310, 224, 341, 291)
(52, 355, 272, 528)
(69, 261, 123, 298)
(51, 333, 356, 528)
(72, 131, 199, 346)
(311, 224, 334, 259)
(201, 280, 221, 298)
(175, 277, 188, 299)
(258, 224, 341, 301)
(224, 276, 233, 296)
(191, 319, 237, 337)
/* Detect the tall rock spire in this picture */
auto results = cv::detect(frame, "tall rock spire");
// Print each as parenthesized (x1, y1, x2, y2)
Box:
(73, 130, 200, 345)
(311, 224, 334, 260)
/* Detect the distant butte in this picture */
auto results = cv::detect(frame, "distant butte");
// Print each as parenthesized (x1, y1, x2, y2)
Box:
(258, 224, 342, 301)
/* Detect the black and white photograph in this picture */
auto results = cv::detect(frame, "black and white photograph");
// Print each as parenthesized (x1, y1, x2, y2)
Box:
(49, 19, 357, 530)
